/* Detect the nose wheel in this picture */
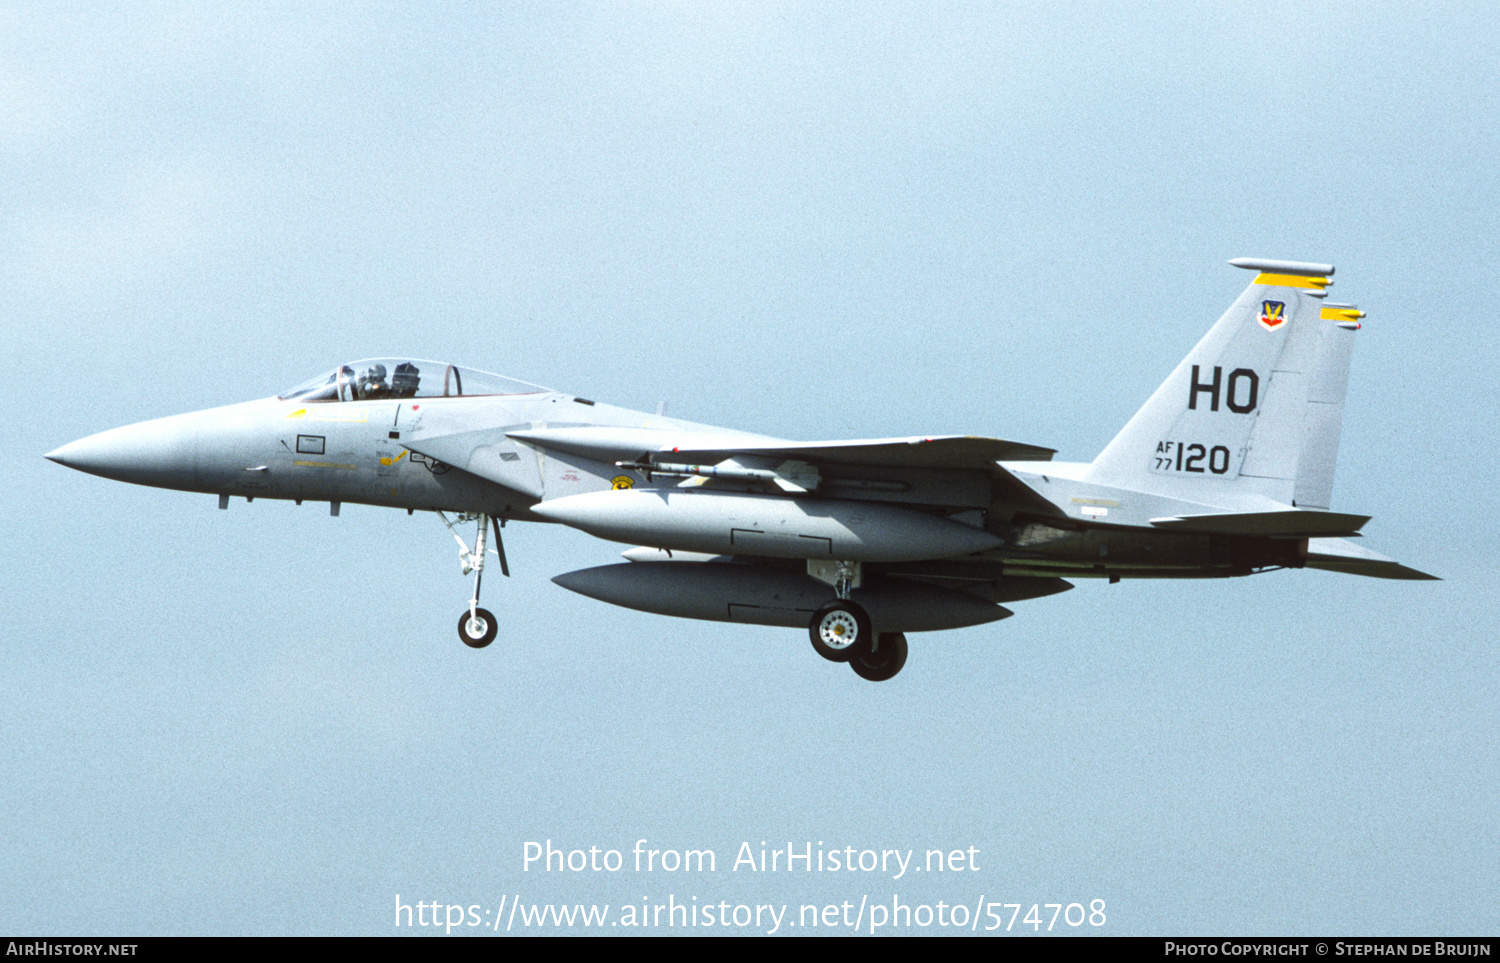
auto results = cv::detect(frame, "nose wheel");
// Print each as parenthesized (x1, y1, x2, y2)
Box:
(459, 608, 498, 648)
(438, 511, 510, 649)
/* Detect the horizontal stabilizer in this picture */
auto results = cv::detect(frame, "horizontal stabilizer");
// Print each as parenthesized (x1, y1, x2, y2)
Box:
(1149, 510, 1370, 537)
(510, 426, 1053, 470)
(1305, 537, 1440, 580)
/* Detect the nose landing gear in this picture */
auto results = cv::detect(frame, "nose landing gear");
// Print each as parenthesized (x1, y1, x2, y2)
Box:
(458, 607, 497, 648)
(438, 511, 509, 649)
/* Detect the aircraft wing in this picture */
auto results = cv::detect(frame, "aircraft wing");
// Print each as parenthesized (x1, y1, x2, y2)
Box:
(507, 426, 1055, 470)
(403, 414, 1055, 507)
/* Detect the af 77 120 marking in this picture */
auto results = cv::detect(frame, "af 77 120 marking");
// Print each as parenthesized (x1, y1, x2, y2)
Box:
(1154, 441, 1233, 475)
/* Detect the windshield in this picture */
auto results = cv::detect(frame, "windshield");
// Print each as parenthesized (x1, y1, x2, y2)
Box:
(280, 359, 548, 402)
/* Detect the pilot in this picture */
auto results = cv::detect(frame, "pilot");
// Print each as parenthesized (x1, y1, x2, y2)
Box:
(357, 364, 390, 400)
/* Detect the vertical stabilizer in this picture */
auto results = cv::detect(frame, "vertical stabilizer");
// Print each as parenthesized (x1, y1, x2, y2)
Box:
(1293, 303, 1362, 509)
(1086, 259, 1357, 509)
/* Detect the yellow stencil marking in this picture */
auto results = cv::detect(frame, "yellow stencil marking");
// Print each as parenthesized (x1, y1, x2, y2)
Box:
(611, 475, 636, 490)
(1253, 272, 1330, 290)
(285, 409, 307, 419)
(379, 451, 409, 467)
(293, 460, 359, 470)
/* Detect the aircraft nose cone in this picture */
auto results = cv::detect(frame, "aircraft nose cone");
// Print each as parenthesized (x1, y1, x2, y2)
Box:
(46, 436, 104, 470)
(46, 437, 117, 470)
(46, 416, 200, 488)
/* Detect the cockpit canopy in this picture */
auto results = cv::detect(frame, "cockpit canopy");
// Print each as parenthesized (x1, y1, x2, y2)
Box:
(279, 359, 548, 403)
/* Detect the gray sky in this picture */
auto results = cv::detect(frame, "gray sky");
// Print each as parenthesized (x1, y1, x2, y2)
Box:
(4, 2, 1496, 936)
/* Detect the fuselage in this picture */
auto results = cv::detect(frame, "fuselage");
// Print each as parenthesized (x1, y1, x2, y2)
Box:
(46, 365, 1305, 583)
(45, 371, 771, 522)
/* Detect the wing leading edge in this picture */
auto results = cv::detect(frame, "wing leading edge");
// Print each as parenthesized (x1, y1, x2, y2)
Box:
(506, 426, 1055, 470)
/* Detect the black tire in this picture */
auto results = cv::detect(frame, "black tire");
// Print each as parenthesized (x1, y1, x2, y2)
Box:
(851, 632, 908, 682)
(458, 607, 498, 648)
(809, 600, 872, 663)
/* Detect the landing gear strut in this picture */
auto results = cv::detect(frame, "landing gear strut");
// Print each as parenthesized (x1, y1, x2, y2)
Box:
(438, 511, 508, 648)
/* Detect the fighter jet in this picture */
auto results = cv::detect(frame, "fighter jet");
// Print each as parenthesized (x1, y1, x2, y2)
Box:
(47, 259, 1435, 681)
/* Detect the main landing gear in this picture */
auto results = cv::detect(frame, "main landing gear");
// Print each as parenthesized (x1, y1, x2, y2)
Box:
(807, 600, 909, 682)
(438, 511, 508, 648)
(851, 631, 907, 682)
(806, 563, 909, 681)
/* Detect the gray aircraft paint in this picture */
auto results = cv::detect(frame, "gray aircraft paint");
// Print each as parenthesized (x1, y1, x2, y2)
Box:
(1292, 311, 1359, 510)
(551, 562, 1011, 632)
(46, 260, 1436, 682)
(1084, 259, 1352, 509)
(530, 488, 1005, 561)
